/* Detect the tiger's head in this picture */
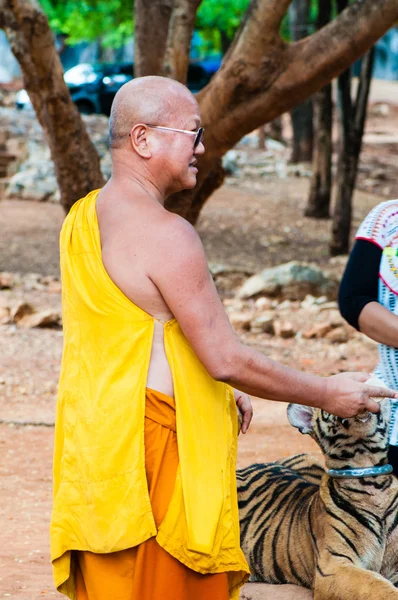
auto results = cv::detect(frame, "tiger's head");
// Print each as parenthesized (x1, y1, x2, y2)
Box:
(287, 380, 392, 470)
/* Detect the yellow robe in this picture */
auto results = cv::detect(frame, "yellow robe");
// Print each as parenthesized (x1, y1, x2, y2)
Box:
(50, 189, 249, 599)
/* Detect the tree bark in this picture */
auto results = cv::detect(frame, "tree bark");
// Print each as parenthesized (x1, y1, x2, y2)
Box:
(288, 0, 313, 164)
(305, 0, 333, 218)
(265, 117, 284, 143)
(0, 0, 104, 213)
(163, 0, 203, 84)
(329, 47, 375, 256)
(134, 0, 174, 77)
(305, 83, 332, 217)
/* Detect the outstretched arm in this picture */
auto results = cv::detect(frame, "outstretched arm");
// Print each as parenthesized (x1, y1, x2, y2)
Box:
(148, 216, 398, 418)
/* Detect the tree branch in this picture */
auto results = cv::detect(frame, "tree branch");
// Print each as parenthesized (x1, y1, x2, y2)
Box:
(196, 0, 398, 161)
(223, 0, 293, 65)
(163, 0, 202, 84)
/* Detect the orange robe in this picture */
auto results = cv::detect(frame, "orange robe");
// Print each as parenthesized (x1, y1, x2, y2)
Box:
(75, 388, 230, 600)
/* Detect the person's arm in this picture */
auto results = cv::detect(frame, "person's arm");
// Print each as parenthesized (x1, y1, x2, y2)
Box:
(147, 217, 397, 418)
(359, 303, 398, 347)
(339, 239, 398, 347)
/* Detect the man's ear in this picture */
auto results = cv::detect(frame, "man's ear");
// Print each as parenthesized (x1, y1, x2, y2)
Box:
(129, 124, 151, 158)
(287, 404, 314, 435)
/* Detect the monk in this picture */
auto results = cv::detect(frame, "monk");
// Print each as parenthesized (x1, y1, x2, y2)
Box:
(50, 76, 397, 600)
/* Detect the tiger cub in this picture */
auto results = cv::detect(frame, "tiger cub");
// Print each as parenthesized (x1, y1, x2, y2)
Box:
(237, 397, 398, 599)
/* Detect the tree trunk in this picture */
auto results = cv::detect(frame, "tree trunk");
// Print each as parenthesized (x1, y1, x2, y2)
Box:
(163, 0, 203, 84)
(290, 100, 314, 162)
(304, 0, 333, 218)
(134, 0, 174, 77)
(305, 83, 332, 217)
(330, 47, 375, 256)
(0, 0, 104, 213)
(289, 0, 313, 163)
(266, 117, 284, 143)
(258, 125, 266, 149)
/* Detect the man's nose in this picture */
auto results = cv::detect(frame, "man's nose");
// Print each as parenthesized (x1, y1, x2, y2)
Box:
(194, 141, 205, 155)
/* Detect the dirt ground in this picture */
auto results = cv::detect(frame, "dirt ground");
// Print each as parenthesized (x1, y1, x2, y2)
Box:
(1, 81, 398, 599)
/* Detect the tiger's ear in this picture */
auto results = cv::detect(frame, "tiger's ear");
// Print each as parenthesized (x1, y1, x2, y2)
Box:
(287, 404, 314, 435)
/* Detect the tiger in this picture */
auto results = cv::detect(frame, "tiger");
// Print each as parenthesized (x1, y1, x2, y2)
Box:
(237, 395, 398, 599)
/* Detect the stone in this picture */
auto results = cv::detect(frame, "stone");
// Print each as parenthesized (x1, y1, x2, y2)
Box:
(10, 301, 34, 323)
(18, 310, 61, 329)
(222, 150, 240, 176)
(228, 311, 253, 331)
(0, 272, 13, 289)
(325, 326, 349, 344)
(47, 280, 62, 293)
(319, 301, 338, 311)
(0, 306, 10, 324)
(250, 313, 275, 334)
(238, 261, 337, 301)
(254, 297, 273, 310)
(325, 309, 345, 328)
(302, 322, 333, 339)
(274, 320, 296, 339)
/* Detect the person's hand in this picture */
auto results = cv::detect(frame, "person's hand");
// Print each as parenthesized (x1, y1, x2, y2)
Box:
(323, 372, 398, 418)
(233, 388, 253, 434)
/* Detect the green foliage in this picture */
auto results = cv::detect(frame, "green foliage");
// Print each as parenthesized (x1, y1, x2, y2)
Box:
(40, 0, 339, 53)
(196, 0, 250, 40)
(39, 0, 133, 47)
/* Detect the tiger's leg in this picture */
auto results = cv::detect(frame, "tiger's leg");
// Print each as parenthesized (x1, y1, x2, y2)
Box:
(314, 564, 398, 600)
(241, 583, 313, 599)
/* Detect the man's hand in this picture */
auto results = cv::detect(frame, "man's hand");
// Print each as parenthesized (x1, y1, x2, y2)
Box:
(233, 389, 253, 434)
(323, 372, 398, 418)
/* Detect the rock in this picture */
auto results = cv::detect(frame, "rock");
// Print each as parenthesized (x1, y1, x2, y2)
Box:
(371, 103, 390, 117)
(250, 312, 275, 334)
(274, 320, 296, 338)
(222, 150, 240, 176)
(254, 296, 273, 310)
(301, 294, 317, 308)
(328, 256, 348, 267)
(326, 309, 345, 328)
(10, 301, 34, 323)
(325, 326, 349, 344)
(18, 309, 61, 328)
(0, 306, 10, 324)
(0, 272, 13, 289)
(238, 261, 337, 301)
(47, 280, 62, 293)
(276, 299, 292, 310)
(6, 158, 59, 202)
(228, 311, 253, 331)
(319, 301, 338, 311)
(223, 299, 245, 312)
(302, 322, 333, 339)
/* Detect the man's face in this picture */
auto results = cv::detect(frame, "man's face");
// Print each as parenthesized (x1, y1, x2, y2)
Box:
(150, 97, 205, 196)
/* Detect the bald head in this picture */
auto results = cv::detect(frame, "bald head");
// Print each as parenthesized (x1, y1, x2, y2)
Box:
(109, 76, 197, 150)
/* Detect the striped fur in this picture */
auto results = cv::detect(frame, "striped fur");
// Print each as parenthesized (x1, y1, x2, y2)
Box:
(237, 400, 398, 599)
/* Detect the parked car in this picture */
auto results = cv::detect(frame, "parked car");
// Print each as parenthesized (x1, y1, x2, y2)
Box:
(15, 60, 219, 116)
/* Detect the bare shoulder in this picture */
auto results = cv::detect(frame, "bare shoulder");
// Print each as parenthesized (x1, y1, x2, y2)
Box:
(157, 210, 202, 247)
(149, 210, 207, 270)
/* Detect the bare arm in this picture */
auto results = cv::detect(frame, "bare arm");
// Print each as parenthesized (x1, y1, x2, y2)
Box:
(358, 302, 398, 347)
(148, 217, 397, 417)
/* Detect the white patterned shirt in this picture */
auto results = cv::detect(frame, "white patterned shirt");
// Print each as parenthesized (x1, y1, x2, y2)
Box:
(356, 199, 398, 444)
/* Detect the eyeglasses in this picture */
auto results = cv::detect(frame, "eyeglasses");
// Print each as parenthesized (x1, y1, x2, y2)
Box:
(146, 124, 204, 149)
